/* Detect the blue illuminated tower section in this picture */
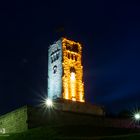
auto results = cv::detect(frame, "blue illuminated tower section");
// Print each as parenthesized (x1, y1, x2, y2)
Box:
(48, 39, 62, 99)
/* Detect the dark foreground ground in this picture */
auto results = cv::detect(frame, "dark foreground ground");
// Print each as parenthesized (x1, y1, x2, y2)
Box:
(0, 124, 140, 140)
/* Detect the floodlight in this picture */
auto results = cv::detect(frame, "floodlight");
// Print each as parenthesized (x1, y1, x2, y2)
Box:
(134, 113, 140, 120)
(45, 98, 53, 107)
(72, 97, 76, 101)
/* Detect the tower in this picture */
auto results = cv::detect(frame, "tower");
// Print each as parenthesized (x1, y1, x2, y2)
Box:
(48, 38, 84, 102)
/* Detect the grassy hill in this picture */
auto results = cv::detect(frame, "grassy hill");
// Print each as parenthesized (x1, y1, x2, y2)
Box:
(0, 124, 140, 140)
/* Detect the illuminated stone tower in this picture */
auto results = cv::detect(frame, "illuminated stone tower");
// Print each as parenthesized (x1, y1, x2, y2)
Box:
(48, 38, 84, 102)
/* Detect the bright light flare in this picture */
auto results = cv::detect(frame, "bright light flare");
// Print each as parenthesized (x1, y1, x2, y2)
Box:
(134, 113, 140, 120)
(45, 99, 53, 107)
(131, 107, 140, 123)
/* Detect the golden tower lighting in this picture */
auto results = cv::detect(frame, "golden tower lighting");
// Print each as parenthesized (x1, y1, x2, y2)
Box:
(62, 38, 84, 102)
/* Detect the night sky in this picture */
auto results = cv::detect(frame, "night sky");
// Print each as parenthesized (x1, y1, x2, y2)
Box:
(0, 0, 140, 114)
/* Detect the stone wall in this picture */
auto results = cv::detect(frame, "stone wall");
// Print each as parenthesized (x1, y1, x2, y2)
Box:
(0, 105, 138, 134)
(27, 106, 137, 129)
(0, 106, 28, 134)
(54, 100, 105, 116)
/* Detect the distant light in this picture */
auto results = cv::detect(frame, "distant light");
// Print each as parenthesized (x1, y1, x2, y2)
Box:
(134, 113, 140, 120)
(45, 99, 53, 107)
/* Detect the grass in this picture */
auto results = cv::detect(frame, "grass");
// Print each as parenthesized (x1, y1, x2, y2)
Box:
(2, 126, 59, 140)
(0, 125, 140, 140)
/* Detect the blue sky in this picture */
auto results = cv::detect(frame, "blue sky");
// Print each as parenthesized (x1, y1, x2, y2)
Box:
(0, 0, 140, 114)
